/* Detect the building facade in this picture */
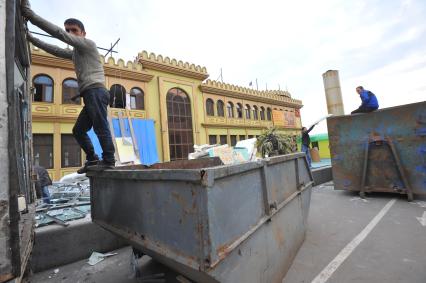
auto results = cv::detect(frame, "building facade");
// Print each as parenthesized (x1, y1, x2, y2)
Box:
(30, 47, 303, 180)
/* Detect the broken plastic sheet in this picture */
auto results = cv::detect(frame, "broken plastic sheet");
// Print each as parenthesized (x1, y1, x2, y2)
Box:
(88, 251, 118, 266)
(87, 118, 159, 166)
(35, 205, 91, 227)
(189, 142, 255, 165)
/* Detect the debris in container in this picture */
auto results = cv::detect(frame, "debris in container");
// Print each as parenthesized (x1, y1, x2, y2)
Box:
(87, 251, 118, 266)
(189, 139, 258, 165)
(188, 144, 219, 160)
(235, 138, 257, 161)
(34, 175, 92, 227)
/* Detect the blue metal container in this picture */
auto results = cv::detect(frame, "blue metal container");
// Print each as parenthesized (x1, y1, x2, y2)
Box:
(88, 153, 313, 283)
(327, 101, 426, 199)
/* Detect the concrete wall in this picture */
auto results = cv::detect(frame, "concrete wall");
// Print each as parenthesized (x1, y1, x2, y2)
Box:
(0, 0, 13, 280)
(31, 219, 127, 272)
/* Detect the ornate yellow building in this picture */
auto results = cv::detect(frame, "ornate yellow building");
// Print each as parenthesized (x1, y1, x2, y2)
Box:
(30, 46, 303, 180)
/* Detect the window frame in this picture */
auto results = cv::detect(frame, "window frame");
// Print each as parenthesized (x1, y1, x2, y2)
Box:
(129, 87, 145, 110)
(206, 98, 215, 116)
(227, 102, 234, 118)
(260, 106, 266, 120)
(33, 134, 54, 169)
(267, 107, 272, 121)
(253, 105, 259, 120)
(110, 84, 127, 109)
(217, 100, 225, 117)
(61, 134, 82, 168)
(33, 74, 54, 103)
(236, 103, 243, 119)
(245, 104, 251, 119)
(62, 78, 80, 105)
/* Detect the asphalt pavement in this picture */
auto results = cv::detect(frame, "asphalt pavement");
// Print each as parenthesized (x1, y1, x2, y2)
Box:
(31, 183, 426, 283)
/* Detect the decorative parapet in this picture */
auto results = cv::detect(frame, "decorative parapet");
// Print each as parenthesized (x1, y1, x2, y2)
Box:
(30, 45, 153, 82)
(102, 55, 153, 82)
(137, 50, 209, 81)
(200, 80, 303, 108)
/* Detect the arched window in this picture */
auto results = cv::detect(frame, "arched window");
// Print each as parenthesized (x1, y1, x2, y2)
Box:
(267, 107, 272, 121)
(227, 102, 234, 118)
(206, 98, 214, 116)
(62, 78, 80, 104)
(245, 104, 251, 119)
(130, 87, 144, 110)
(33, 74, 54, 102)
(253, 105, 259, 120)
(260, 106, 266, 120)
(166, 88, 194, 161)
(236, 103, 243, 118)
(217, 100, 225, 117)
(110, 84, 126, 109)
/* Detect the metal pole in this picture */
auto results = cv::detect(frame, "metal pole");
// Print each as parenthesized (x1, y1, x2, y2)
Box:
(104, 38, 120, 57)
(29, 31, 118, 54)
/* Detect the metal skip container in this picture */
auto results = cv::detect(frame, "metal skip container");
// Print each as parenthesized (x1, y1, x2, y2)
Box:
(327, 101, 426, 198)
(88, 153, 313, 283)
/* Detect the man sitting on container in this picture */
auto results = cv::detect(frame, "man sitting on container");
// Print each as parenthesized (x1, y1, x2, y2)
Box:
(351, 86, 379, 114)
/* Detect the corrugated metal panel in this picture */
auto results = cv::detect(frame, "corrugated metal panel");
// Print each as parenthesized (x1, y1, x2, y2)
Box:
(88, 118, 159, 165)
(131, 119, 159, 166)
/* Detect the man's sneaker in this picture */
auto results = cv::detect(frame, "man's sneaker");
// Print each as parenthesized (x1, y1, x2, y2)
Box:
(89, 160, 115, 171)
(77, 160, 99, 174)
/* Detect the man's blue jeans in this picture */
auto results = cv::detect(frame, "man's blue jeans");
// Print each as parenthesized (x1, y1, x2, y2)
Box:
(42, 186, 51, 204)
(72, 88, 115, 164)
(302, 144, 312, 167)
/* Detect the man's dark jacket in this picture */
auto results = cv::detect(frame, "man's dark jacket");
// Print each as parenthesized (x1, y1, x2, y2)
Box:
(302, 125, 315, 147)
(34, 165, 52, 197)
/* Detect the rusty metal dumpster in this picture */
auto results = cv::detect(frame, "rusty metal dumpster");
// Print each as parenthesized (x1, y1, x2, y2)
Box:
(88, 153, 313, 283)
(327, 101, 426, 199)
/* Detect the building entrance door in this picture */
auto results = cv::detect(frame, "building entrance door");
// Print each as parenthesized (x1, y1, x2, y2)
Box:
(166, 88, 194, 161)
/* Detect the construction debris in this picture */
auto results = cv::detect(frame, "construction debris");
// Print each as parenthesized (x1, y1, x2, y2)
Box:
(87, 252, 118, 266)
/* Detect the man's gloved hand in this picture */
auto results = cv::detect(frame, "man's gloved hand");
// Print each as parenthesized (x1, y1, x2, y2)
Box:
(21, 0, 34, 19)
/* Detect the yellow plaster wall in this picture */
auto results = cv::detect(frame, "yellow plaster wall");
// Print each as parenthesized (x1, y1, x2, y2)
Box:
(32, 121, 54, 133)
(60, 123, 74, 133)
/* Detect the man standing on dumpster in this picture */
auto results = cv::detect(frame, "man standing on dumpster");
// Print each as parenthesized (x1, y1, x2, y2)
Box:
(301, 123, 317, 168)
(21, 0, 115, 173)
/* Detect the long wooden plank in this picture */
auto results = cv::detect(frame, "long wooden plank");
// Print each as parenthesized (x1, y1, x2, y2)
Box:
(127, 112, 141, 162)
(108, 110, 120, 162)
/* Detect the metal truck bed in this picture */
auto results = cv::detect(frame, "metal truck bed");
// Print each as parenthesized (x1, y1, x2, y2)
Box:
(88, 153, 313, 283)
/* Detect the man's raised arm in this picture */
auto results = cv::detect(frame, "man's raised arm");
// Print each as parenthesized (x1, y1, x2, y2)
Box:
(27, 32, 73, 59)
(21, 0, 93, 50)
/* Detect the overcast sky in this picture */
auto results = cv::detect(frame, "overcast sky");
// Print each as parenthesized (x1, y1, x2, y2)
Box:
(28, 0, 426, 134)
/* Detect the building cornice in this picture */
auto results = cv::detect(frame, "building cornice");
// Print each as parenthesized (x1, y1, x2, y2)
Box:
(200, 80, 303, 109)
(137, 50, 209, 81)
(202, 123, 302, 131)
(30, 46, 154, 82)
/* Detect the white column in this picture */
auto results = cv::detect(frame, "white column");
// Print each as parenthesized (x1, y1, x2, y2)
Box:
(322, 70, 345, 115)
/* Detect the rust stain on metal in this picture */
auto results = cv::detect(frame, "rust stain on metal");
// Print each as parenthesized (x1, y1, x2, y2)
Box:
(328, 101, 426, 195)
(272, 225, 285, 249)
